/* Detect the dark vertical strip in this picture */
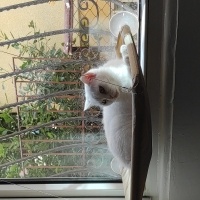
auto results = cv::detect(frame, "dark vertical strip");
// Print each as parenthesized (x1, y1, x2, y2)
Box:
(158, 0, 179, 199)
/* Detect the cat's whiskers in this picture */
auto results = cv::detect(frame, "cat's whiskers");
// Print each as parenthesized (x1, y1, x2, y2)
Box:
(82, 74, 132, 93)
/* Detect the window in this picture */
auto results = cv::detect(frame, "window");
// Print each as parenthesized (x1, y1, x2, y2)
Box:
(0, 0, 149, 199)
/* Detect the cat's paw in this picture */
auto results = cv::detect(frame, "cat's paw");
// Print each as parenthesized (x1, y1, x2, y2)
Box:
(120, 44, 128, 56)
(120, 45, 129, 65)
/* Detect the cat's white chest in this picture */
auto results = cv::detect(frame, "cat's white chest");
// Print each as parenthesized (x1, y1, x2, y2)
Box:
(102, 92, 133, 168)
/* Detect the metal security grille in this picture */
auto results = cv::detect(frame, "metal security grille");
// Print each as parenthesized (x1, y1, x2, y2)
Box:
(0, 0, 138, 179)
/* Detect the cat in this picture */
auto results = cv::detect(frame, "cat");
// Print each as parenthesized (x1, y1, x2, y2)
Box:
(80, 45, 133, 169)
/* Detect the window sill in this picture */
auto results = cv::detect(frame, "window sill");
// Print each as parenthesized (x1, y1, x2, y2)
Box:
(0, 183, 124, 198)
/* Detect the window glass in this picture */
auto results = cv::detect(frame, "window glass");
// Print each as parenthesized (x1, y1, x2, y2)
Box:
(0, 0, 139, 182)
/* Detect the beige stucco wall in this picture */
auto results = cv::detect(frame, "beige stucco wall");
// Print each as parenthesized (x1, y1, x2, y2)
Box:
(0, 0, 111, 108)
(0, 0, 65, 107)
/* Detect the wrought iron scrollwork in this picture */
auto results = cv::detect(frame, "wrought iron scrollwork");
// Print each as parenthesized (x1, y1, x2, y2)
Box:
(78, 0, 100, 61)
(78, 0, 99, 29)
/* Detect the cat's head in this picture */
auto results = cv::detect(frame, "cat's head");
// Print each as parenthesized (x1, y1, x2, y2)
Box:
(80, 69, 120, 110)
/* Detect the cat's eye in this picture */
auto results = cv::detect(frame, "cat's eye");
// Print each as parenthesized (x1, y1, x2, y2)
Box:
(102, 99, 107, 105)
(99, 86, 106, 94)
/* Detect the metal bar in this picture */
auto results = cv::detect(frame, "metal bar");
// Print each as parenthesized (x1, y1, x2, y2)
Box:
(21, 139, 81, 142)
(0, 0, 61, 13)
(0, 60, 83, 79)
(35, 125, 100, 128)
(0, 143, 107, 169)
(17, 95, 81, 98)
(26, 166, 83, 169)
(15, 80, 80, 84)
(0, 89, 83, 110)
(23, 152, 109, 156)
(13, 57, 26, 181)
(50, 167, 119, 178)
(0, 28, 111, 47)
(64, 0, 74, 54)
(39, 70, 82, 72)
(0, 116, 101, 141)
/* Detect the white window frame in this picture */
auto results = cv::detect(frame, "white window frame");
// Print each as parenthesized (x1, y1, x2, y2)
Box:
(0, 0, 152, 200)
(0, 183, 124, 198)
(0, 183, 151, 199)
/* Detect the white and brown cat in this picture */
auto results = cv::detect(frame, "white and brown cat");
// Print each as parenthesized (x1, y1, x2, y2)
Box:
(80, 45, 133, 168)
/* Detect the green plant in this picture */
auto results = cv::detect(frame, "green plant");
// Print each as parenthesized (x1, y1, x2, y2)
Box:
(0, 109, 18, 135)
(0, 21, 107, 179)
(1, 20, 67, 58)
(0, 21, 83, 178)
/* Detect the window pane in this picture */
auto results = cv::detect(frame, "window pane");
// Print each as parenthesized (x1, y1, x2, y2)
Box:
(0, 0, 139, 181)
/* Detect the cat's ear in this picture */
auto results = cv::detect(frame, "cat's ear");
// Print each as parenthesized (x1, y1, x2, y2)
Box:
(80, 72, 96, 85)
(84, 99, 92, 111)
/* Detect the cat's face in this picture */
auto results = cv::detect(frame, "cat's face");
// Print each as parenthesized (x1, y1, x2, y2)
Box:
(80, 69, 120, 110)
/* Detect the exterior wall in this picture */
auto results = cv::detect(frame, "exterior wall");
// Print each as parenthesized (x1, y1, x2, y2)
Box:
(0, 0, 112, 107)
(0, 0, 64, 106)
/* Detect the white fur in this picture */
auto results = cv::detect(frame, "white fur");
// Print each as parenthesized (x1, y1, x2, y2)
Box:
(81, 45, 133, 168)
(103, 92, 133, 168)
(83, 59, 132, 109)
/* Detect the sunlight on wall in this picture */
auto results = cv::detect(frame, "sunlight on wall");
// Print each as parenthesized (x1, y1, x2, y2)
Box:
(0, 0, 64, 107)
(0, 0, 111, 107)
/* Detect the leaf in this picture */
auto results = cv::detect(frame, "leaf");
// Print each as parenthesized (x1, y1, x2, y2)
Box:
(34, 31, 40, 35)
(40, 45, 45, 53)
(47, 132, 54, 139)
(3, 33, 8, 40)
(10, 32, 15, 39)
(20, 61, 28, 69)
(11, 43, 20, 49)
(0, 144, 5, 158)
(2, 130, 9, 135)
(72, 38, 76, 44)
(0, 127, 6, 133)
(26, 31, 32, 36)
(0, 113, 10, 123)
(2, 83, 5, 90)
(28, 20, 35, 28)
